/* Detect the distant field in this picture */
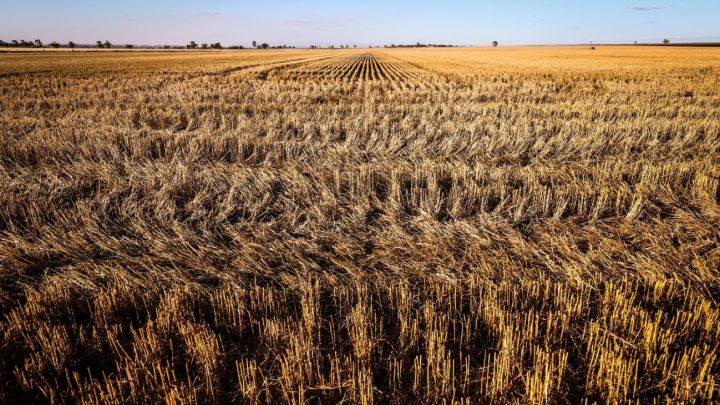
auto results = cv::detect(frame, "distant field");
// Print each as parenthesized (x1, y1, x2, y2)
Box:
(0, 46, 719, 404)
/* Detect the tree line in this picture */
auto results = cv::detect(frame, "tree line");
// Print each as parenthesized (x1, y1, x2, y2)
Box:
(0, 39, 441, 50)
(0, 39, 76, 48)
(1, 38, 680, 50)
(184, 41, 295, 50)
(0, 39, 245, 50)
(382, 43, 455, 48)
(1, 39, 447, 50)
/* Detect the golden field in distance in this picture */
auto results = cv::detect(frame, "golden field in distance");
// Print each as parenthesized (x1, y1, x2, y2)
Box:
(0, 46, 719, 404)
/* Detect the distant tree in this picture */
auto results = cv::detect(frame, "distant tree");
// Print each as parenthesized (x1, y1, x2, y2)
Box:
(50, 42, 60, 48)
(663, 38, 670, 44)
(354, 45, 357, 48)
(126, 44, 133, 49)
(164, 45, 171, 49)
(252, 40, 257, 48)
(260, 43, 269, 49)
(34, 39, 43, 47)
(104, 40, 111, 48)
(201, 43, 208, 49)
(211, 42, 222, 49)
(634, 41, 638, 45)
(68, 41, 76, 49)
(492, 41, 498, 47)
(12, 40, 19, 46)
(97, 41, 104, 48)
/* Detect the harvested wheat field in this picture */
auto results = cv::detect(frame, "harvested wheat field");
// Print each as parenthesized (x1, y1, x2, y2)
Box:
(0, 46, 719, 404)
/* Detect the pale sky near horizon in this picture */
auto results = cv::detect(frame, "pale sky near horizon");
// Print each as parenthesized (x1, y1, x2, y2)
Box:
(2, 1, 719, 47)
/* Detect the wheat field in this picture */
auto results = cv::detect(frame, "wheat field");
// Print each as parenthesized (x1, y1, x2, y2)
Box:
(0, 46, 719, 404)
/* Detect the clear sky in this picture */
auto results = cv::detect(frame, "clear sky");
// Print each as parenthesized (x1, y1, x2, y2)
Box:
(2, 1, 719, 47)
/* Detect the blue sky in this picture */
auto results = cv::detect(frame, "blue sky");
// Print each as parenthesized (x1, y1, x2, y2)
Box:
(1, 1, 719, 46)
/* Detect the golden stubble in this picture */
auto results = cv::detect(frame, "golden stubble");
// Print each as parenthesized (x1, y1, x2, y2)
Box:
(0, 46, 718, 403)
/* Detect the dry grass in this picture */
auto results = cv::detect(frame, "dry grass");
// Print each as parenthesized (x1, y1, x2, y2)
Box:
(0, 46, 719, 404)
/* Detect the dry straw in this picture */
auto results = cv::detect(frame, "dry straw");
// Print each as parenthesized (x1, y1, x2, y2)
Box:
(0, 46, 718, 403)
